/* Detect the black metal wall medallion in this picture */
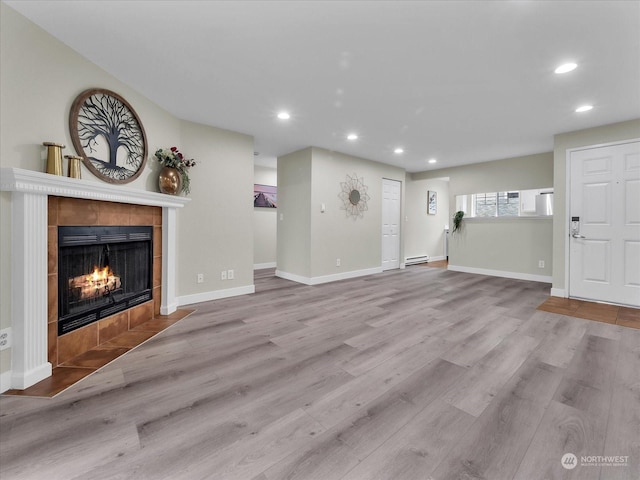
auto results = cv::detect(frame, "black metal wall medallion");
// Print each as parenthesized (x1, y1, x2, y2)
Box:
(69, 88, 148, 184)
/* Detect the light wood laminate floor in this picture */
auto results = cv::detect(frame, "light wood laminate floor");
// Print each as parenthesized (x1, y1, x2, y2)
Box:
(1, 267, 638, 480)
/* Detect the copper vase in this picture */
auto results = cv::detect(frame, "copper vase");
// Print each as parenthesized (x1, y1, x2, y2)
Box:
(158, 166, 182, 195)
(43, 142, 65, 176)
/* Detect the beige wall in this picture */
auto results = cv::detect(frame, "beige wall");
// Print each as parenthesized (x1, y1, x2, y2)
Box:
(0, 4, 254, 376)
(277, 147, 405, 281)
(405, 176, 450, 260)
(253, 166, 277, 267)
(552, 119, 640, 292)
(177, 121, 254, 295)
(0, 4, 181, 188)
(309, 148, 406, 278)
(277, 148, 313, 277)
(449, 218, 553, 275)
(413, 152, 554, 195)
(412, 152, 554, 277)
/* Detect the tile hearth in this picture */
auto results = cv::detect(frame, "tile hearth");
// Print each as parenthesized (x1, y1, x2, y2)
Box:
(3, 309, 194, 398)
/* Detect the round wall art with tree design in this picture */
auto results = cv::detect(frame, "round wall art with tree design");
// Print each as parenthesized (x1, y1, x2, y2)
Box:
(69, 88, 148, 184)
(339, 173, 370, 219)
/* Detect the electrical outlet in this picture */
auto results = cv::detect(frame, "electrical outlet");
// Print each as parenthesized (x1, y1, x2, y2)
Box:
(221, 270, 227, 280)
(227, 269, 234, 280)
(197, 273, 204, 284)
(0, 328, 11, 351)
(538, 260, 545, 269)
(336, 258, 341, 267)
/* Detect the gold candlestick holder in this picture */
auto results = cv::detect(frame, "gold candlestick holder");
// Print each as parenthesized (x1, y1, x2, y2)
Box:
(43, 142, 65, 176)
(65, 155, 83, 179)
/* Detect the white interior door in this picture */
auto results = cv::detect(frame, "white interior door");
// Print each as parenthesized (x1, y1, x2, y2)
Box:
(569, 141, 640, 307)
(382, 179, 401, 270)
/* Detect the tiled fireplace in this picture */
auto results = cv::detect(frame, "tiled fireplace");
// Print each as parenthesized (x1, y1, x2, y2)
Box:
(48, 197, 161, 367)
(0, 168, 190, 390)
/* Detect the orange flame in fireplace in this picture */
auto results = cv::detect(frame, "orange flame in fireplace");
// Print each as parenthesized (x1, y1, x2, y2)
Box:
(69, 265, 121, 300)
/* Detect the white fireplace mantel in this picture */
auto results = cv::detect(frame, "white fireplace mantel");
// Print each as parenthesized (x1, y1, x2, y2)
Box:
(0, 167, 190, 390)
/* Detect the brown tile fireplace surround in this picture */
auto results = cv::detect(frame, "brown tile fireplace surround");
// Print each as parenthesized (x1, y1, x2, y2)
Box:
(47, 196, 163, 366)
(0, 168, 190, 392)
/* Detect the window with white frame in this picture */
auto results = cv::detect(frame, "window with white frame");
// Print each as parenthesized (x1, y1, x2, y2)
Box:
(471, 191, 520, 217)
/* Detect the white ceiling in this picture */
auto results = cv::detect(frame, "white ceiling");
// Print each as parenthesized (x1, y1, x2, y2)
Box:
(6, 0, 640, 172)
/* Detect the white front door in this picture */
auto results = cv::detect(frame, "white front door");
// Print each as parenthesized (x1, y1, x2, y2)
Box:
(569, 141, 640, 307)
(382, 178, 401, 270)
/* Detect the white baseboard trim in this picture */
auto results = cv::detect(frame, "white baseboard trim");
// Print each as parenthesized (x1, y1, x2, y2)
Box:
(254, 262, 276, 270)
(11, 362, 52, 390)
(429, 255, 447, 262)
(276, 267, 383, 286)
(1, 369, 12, 394)
(275, 270, 312, 285)
(550, 287, 567, 297)
(177, 284, 255, 306)
(160, 301, 179, 316)
(447, 265, 552, 283)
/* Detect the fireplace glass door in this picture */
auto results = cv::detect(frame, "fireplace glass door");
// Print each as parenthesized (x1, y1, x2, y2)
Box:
(58, 226, 153, 335)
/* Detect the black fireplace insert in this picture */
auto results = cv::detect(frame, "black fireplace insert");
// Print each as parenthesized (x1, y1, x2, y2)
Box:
(57, 225, 153, 335)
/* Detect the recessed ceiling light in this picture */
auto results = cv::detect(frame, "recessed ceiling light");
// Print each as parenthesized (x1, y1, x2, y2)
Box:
(428, 158, 437, 164)
(347, 133, 358, 140)
(277, 111, 290, 120)
(555, 62, 577, 74)
(394, 148, 404, 154)
(575, 105, 593, 113)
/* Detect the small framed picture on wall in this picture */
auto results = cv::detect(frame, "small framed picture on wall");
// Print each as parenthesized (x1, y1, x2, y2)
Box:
(254, 184, 277, 208)
(428, 190, 437, 215)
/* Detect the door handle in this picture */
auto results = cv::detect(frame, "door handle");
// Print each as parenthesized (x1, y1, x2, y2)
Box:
(572, 234, 586, 239)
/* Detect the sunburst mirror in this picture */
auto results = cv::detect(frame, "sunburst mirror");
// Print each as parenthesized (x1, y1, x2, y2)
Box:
(339, 173, 370, 219)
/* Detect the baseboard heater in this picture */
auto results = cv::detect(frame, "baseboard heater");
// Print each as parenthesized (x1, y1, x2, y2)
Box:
(405, 255, 429, 265)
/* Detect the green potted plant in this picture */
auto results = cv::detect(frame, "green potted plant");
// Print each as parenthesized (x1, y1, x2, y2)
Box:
(452, 210, 465, 234)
